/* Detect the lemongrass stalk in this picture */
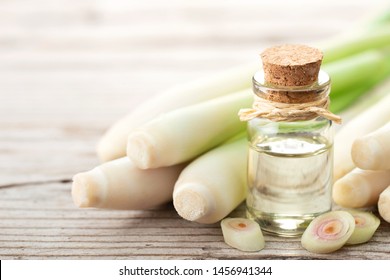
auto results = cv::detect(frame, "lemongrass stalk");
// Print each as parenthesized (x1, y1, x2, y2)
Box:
(337, 83, 389, 123)
(72, 157, 185, 210)
(127, 90, 251, 169)
(334, 94, 390, 181)
(97, 63, 257, 162)
(378, 186, 390, 223)
(324, 48, 390, 98)
(330, 77, 389, 114)
(321, 24, 390, 63)
(173, 138, 247, 224)
(333, 168, 390, 208)
(330, 88, 367, 113)
(351, 121, 390, 170)
(328, 48, 390, 112)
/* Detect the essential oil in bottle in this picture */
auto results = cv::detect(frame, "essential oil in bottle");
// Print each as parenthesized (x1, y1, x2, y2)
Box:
(240, 44, 340, 236)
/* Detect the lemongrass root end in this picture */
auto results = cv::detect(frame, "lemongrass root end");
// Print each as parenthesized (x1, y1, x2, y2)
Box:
(127, 131, 157, 169)
(173, 184, 215, 223)
(71, 172, 103, 208)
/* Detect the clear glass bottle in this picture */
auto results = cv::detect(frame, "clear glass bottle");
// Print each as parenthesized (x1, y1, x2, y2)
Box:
(246, 70, 334, 237)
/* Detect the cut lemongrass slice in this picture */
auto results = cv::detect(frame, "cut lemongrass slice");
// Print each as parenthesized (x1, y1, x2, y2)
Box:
(346, 210, 380, 245)
(220, 218, 265, 252)
(301, 211, 355, 254)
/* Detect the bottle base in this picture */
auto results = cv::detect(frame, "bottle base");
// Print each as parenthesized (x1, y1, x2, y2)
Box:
(246, 208, 329, 237)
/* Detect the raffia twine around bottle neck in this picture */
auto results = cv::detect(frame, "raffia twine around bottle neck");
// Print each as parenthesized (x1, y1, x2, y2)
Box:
(238, 94, 342, 124)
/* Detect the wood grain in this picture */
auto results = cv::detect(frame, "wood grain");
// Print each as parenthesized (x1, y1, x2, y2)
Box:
(1, 0, 390, 260)
(1, 183, 389, 260)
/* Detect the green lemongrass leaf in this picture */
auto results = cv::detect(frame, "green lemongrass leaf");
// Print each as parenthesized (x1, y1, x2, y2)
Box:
(324, 49, 390, 96)
(331, 75, 390, 114)
(330, 88, 368, 113)
(322, 25, 390, 63)
(339, 80, 390, 122)
(326, 48, 390, 114)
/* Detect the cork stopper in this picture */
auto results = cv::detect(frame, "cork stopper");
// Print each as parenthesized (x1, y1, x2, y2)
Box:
(258, 44, 324, 103)
(261, 44, 323, 87)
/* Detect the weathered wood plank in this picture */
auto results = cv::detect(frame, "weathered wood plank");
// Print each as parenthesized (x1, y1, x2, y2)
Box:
(1, 182, 389, 260)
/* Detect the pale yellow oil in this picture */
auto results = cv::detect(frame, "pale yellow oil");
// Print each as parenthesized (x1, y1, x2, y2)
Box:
(246, 135, 333, 236)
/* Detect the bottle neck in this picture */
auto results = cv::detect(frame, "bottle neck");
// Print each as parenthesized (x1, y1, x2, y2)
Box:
(252, 70, 331, 104)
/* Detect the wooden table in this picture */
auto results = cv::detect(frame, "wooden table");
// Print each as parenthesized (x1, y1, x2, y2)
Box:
(1, 0, 389, 260)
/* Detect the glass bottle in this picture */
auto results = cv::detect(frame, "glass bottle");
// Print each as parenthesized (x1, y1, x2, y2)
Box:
(245, 69, 334, 237)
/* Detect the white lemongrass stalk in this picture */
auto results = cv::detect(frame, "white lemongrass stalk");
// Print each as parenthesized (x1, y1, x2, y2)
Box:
(351, 121, 390, 170)
(97, 63, 257, 162)
(127, 89, 252, 169)
(173, 138, 247, 224)
(334, 94, 390, 181)
(378, 186, 390, 223)
(333, 168, 390, 208)
(72, 157, 185, 210)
